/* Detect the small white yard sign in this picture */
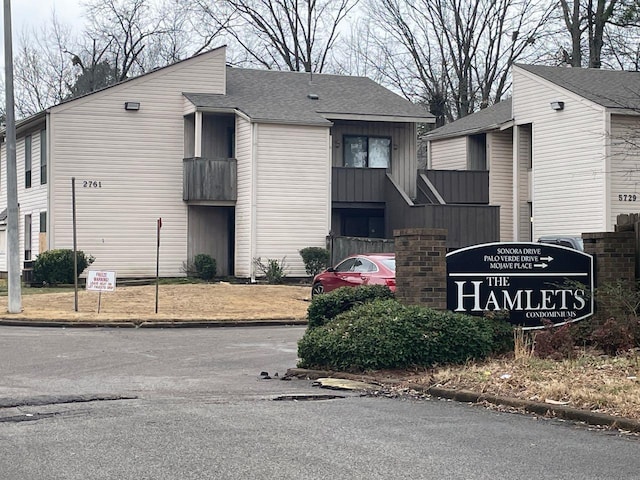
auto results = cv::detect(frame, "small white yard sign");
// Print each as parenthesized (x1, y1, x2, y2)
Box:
(86, 271, 116, 292)
(86, 271, 116, 313)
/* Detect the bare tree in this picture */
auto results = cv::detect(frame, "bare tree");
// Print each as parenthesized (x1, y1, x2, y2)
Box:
(13, 14, 77, 117)
(361, 0, 553, 121)
(196, 0, 359, 72)
(557, 0, 628, 68)
(83, 0, 162, 80)
(143, 0, 229, 65)
(66, 39, 119, 97)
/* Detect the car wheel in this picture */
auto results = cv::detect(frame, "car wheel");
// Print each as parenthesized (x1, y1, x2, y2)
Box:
(311, 282, 324, 297)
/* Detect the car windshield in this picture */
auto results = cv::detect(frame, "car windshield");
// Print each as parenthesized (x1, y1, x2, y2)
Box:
(380, 258, 395, 271)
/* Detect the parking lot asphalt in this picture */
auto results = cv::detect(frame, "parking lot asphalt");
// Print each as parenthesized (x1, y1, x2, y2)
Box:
(1, 315, 639, 436)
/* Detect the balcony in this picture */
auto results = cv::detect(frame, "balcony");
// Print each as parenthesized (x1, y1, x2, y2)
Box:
(419, 170, 489, 204)
(332, 167, 387, 204)
(386, 174, 500, 249)
(183, 157, 237, 202)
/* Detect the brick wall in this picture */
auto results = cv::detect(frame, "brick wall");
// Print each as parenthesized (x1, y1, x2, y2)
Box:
(393, 228, 447, 309)
(583, 231, 635, 287)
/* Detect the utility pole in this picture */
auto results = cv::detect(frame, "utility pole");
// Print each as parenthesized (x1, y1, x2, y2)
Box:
(4, 0, 22, 313)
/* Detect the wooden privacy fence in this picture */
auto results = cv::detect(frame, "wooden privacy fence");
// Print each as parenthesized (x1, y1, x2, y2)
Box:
(615, 213, 640, 279)
(327, 235, 395, 266)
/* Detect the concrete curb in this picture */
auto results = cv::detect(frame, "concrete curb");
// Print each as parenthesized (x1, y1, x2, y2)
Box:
(0, 318, 308, 328)
(286, 368, 640, 434)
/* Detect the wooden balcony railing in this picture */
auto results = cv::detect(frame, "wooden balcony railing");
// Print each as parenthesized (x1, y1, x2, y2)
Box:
(183, 157, 237, 202)
(332, 167, 387, 203)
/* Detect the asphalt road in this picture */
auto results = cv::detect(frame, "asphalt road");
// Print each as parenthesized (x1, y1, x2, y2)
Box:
(0, 326, 638, 479)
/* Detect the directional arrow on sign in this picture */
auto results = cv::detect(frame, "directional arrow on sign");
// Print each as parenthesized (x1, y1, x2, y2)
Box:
(540, 256, 554, 262)
(534, 263, 549, 269)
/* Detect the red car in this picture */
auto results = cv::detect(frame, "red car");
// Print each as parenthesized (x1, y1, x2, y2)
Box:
(311, 253, 396, 296)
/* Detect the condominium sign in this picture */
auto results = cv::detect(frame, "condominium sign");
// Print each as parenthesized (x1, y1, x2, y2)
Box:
(446, 243, 594, 329)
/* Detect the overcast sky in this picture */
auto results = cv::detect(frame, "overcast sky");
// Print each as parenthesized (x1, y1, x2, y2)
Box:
(12, 0, 83, 31)
(0, 0, 82, 73)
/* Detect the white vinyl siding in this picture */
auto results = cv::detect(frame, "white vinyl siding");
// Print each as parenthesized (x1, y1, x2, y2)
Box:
(234, 116, 253, 277)
(516, 124, 532, 241)
(0, 127, 49, 271)
(513, 67, 607, 239)
(429, 137, 467, 170)
(488, 129, 514, 241)
(609, 114, 640, 227)
(48, 48, 227, 277)
(254, 123, 330, 277)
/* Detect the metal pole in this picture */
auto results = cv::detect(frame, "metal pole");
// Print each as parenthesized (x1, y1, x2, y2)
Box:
(72, 178, 78, 311)
(155, 217, 161, 313)
(4, 0, 21, 313)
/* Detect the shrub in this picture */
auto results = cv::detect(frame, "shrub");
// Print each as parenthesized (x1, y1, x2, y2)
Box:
(298, 299, 511, 371)
(253, 257, 288, 284)
(595, 279, 640, 319)
(533, 320, 575, 360)
(482, 310, 515, 354)
(306, 285, 395, 329)
(590, 316, 638, 355)
(299, 247, 330, 277)
(33, 249, 95, 286)
(193, 254, 217, 280)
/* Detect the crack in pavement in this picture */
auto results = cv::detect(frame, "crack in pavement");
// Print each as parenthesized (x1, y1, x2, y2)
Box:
(0, 393, 138, 409)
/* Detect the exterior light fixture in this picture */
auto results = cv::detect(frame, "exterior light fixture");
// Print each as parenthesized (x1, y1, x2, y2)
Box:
(124, 101, 141, 111)
(550, 101, 564, 111)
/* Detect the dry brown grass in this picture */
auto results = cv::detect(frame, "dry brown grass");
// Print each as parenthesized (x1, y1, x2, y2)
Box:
(0, 282, 311, 323)
(403, 352, 640, 420)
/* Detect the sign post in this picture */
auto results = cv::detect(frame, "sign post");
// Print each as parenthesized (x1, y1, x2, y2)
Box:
(446, 242, 594, 329)
(86, 270, 116, 313)
(155, 218, 161, 314)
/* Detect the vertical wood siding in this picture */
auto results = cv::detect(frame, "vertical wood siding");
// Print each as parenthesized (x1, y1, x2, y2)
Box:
(202, 114, 234, 158)
(429, 137, 467, 170)
(488, 129, 514, 241)
(234, 116, 253, 277)
(47, 48, 227, 277)
(424, 170, 489, 204)
(255, 123, 330, 277)
(609, 114, 640, 228)
(187, 206, 232, 275)
(331, 121, 417, 198)
(513, 67, 607, 238)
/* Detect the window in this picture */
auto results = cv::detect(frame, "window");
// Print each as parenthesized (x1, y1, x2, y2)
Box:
(40, 211, 47, 233)
(24, 214, 32, 261)
(343, 136, 391, 168)
(340, 209, 385, 238)
(40, 129, 47, 185)
(334, 257, 357, 272)
(352, 258, 378, 273)
(25, 135, 32, 188)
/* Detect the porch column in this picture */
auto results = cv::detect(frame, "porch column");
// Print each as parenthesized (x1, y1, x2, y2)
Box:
(195, 111, 203, 157)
